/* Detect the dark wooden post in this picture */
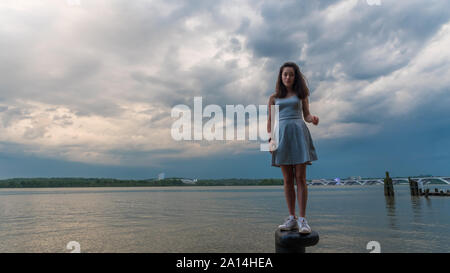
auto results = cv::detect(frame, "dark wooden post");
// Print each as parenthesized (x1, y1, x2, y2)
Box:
(408, 177, 419, 196)
(275, 229, 319, 253)
(384, 171, 394, 196)
(408, 177, 414, 196)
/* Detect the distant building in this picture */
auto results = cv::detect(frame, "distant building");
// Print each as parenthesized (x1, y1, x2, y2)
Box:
(181, 178, 197, 184)
(158, 173, 165, 180)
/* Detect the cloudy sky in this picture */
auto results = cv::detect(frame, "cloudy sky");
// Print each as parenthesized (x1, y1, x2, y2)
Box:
(1, 0, 449, 180)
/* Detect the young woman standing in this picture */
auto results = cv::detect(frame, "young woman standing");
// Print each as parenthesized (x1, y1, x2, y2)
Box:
(267, 62, 319, 234)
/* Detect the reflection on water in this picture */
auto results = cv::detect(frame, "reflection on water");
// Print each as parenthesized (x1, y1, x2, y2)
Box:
(384, 196, 397, 230)
(410, 196, 423, 224)
(410, 196, 421, 211)
(0, 185, 448, 253)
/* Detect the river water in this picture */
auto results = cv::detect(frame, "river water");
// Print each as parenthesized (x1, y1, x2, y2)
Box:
(0, 185, 448, 253)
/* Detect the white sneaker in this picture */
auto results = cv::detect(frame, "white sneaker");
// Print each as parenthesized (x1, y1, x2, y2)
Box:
(278, 216, 298, 231)
(298, 218, 311, 234)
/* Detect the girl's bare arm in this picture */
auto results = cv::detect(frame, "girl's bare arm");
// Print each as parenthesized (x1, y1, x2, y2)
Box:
(302, 97, 312, 122)
(302, 97, 319, 125)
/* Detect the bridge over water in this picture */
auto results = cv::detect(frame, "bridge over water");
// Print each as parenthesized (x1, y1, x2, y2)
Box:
(307, 177, 450, 186)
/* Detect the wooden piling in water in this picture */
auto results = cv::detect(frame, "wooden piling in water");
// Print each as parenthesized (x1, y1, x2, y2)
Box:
(384, 171, 394, 196)
(408, 177, 419, 196)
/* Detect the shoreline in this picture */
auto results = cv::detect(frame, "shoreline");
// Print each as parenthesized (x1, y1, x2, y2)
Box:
(0, 177, 448, 189)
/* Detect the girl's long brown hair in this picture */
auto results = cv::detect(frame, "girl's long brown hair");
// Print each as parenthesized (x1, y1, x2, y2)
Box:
(275, 62, 310, 100)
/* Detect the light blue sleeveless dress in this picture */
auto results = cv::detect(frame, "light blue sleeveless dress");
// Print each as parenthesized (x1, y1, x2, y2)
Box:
(271, 95, 318, 167)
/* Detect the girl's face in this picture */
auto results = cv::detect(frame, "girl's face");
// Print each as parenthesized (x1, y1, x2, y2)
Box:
(282, 67, 295, 89)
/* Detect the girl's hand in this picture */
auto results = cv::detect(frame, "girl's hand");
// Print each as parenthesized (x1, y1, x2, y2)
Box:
(311, 115, 319, 125)
(269, 139, 276, 154)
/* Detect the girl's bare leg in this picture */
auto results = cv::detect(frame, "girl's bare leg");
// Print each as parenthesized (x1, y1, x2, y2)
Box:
(280, 165, 295, 216)
(294, 164, 308, 218)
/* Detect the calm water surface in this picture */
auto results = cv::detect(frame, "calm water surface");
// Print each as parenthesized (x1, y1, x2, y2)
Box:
(0, 185, 448, 253)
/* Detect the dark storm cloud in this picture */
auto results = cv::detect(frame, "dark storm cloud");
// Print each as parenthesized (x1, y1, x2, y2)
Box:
(245, 0, 450, 129)
(244, 0, 450, 82)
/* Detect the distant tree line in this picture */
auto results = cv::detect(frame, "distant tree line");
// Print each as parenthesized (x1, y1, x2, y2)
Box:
(0, 177, 284, 188)
(195, 178, 283, 186)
